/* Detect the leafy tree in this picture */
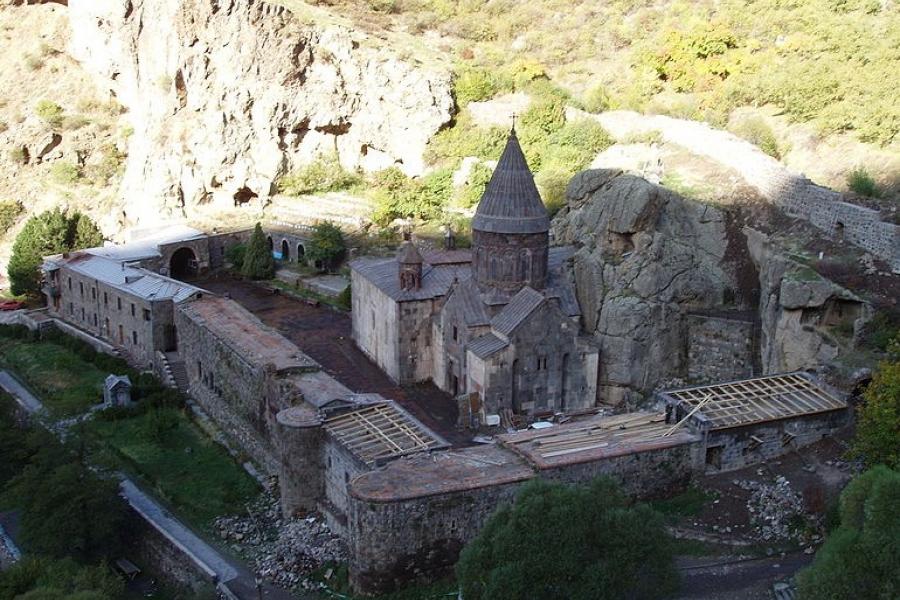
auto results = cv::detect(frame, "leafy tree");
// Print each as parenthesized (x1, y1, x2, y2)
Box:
(459, 162, 493, 208)
(0, 557, 123, 600)
(457, 477, 679, 600)
(796, 466, 900, 599)
(852, 349, 900, 469)
(307, 221, 346, 272)
(371, 169, 453, 226)
(7, 209, 104, 296)
(241, 223, 275, 280)
(4, 458, 127, 562)
(0, 200, 24, 231)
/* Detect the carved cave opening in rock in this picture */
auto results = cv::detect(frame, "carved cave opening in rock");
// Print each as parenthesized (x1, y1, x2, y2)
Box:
(234, 186, 258, 206)
(170, 247, 199, 281)
(607, 231, 635, 255)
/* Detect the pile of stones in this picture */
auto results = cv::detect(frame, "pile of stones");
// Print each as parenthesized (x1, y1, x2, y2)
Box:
(738, 476, 807, 541)
(213, 493, 347, 591)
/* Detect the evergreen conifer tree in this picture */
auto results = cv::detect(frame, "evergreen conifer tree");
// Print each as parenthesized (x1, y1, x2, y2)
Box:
(241, 223, 275, 280)
(7, 209, 104, 296)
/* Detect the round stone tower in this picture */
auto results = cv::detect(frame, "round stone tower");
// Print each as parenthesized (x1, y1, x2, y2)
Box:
(471, 129, 550, 293)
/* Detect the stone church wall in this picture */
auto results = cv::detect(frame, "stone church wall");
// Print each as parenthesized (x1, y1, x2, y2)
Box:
(351, 271, 400, 382)
(396, 299, 437, 383)
(687, 313, 757, 384)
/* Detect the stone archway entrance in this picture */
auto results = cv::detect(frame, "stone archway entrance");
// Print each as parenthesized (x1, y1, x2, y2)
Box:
(281, 239, 290, 261)
(170, 247, 199, 280)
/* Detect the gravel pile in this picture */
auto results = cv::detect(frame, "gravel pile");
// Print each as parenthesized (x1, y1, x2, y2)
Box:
(738, 476, 807, 541)
(213, 493, 347, 592)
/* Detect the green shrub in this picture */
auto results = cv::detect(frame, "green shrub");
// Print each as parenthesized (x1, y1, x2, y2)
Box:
(49, 162, 81, 185)
(457, 477, 679, 600)
(225, 243, 247, 269)
(582, 84, 612, 113)
(731, 117, 780, 159)
(8, 147, 28, 164)
(535, 168, 570, 216)
(34, 100, 64, 128)
(851, 355, 900, 469)
(847, 167, 880, 197)
(643, 22, 739, 92)
(307, 221, 346, 272)
(458, 162, 493, 207)
(519, 95, 566, 136)
(83, 144, 126, 185)
(0, 558, 124, 600)
(796, 466, 900, 599)
(371, 168, 454, 225)
(424, 116, 508, 165)
(0, 199, 24, 232)
(278, 152, 362, 196)
(454, 66, 496, 105)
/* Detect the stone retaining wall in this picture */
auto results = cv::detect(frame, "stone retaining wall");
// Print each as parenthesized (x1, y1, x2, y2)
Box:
(687, 314, 757, 384)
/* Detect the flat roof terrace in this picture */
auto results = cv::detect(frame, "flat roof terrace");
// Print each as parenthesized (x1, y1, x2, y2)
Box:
(350, 445, 534, 502)
(498, 411, 700, 469)
(657, 372, 847, 431)
(179, 296, 318, 373)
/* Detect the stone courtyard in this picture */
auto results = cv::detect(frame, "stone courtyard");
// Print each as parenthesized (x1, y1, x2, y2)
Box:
(194, 272, 469, 445)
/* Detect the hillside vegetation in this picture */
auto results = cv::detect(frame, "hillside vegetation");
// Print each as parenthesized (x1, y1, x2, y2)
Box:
(316, 0, 899, 148)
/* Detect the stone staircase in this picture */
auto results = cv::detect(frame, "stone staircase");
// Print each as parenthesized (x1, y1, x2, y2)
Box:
(162, 351, 190, 395)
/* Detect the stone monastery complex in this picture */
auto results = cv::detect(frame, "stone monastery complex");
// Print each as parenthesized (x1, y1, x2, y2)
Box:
(35, 131, 851, 594)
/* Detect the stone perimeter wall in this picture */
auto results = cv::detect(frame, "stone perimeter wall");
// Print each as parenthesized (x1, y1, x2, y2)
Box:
(586, 109, 900, 272)
(347, 441, 701, 594)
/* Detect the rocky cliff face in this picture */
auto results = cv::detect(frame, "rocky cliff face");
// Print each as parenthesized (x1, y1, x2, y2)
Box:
(68, 0, 453, 225)
(552, 169, 744, 405)
(553, 169, 879, 403)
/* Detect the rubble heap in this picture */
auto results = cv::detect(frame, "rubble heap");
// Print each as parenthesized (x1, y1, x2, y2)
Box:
(214, 493, 347, 591)
(738, 476, 806, 541)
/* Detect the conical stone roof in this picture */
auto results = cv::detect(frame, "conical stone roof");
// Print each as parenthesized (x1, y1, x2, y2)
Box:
(472, 131, 550, 235)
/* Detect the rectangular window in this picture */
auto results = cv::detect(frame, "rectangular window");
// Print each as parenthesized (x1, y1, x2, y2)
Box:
(93, 313, 98, 326)
(67, 277, 72, 290)
(143, 309, 151, 322)
(103, 292, 108, 306)
(132, 331, 138, 345)
(117, 297, 122, 310)
(68, 302, 73, 315)
(452, 325, 458, 342)
(130, 303, 135, 317)
(197, 361, 203, 379)
(537, 356, 547, 370)
(91, 287, 96, 300)
(79, 282, 84, 297)
(80, 307, 85, 321)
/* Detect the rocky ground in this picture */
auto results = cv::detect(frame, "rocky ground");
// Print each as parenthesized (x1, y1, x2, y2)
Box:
(213, 493, 347, 594)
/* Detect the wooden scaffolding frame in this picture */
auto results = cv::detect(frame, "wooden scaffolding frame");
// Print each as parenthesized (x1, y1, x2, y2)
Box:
(663, 373, 845, 430)
(325, 403, 442, 466)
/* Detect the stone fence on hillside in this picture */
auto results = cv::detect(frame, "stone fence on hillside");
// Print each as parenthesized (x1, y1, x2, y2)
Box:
(574, 109, 900, 272)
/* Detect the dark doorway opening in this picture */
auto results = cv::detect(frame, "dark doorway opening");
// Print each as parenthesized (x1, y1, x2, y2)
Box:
(170, 247, 199, 281)
(281, 239, 290, 261)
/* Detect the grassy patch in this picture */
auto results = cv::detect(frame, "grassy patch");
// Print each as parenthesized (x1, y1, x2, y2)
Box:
(313, 563, 457, 600)
(650, 486, 718, 519)
(0, 338, 107, 417)
(86, 409, 259, 528)
(268, 278, 349, 312)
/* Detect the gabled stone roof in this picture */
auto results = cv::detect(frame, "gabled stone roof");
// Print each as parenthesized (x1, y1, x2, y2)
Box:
(351, 257, 469, 302)
(472, 131, 550, 235)
(468, 332, 509, 359)
(491, 286, 545, 336)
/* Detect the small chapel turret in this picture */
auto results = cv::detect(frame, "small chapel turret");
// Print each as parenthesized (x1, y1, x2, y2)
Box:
(397, 241, 423, 291)
(471, 129, 550, 294)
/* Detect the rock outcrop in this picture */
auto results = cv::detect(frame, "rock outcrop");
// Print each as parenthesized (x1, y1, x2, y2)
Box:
(67, 0, 454, 225)
(552, 169, 748, 405)
(745, 228, 869, 374)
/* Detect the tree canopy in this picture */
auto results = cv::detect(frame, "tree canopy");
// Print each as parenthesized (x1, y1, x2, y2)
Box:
(6, 209, 103, 296)
(852, 338, 900, 469)
(241, 223, 275, 280)
(306, 221, 346, 272)
(456, 477, 679, 600)
(0, 557, 123, 600)
(796, 466, 900, 599)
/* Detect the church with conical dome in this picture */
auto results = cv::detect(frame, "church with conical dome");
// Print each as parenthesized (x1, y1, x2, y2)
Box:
(350, 130, 599, 421)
